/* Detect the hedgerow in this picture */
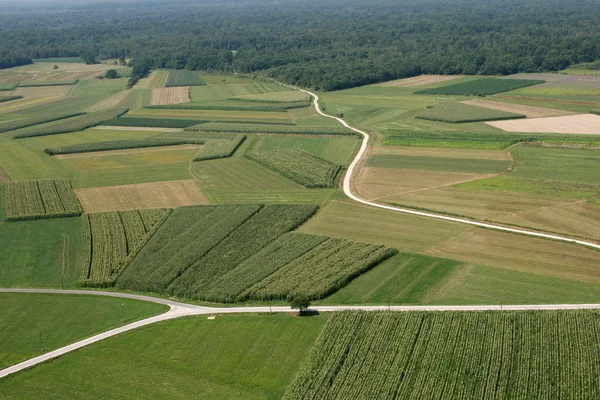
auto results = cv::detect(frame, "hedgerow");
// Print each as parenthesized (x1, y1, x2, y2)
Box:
(18, 80, 78, 87)
(0, 83, 19, 91)
(2, 179, 83, 221)
(45, 138, 205, 155)
(0, 95, 23, 103)
(192, 134, 245, 161)
(245, 150, 343, 188)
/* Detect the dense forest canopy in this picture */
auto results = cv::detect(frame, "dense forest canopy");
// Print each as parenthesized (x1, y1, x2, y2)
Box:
(1, 0, 599, 90)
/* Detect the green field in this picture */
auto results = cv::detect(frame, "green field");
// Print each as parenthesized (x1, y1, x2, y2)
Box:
(366, 153, 510, 174)
(416, 102, 525, 123)
(0, 314, 328, 399)
(164, 69, 206, 87)
(285, 310, 600, 399)
(414, 78, 546, 95)
(0, 293, 167, 369)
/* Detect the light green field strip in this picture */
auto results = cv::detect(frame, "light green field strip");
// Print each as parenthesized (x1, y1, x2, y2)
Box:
(366, 153, 510, 174)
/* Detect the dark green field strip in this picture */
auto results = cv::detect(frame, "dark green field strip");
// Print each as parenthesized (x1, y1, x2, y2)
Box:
(79, 209, 170, 287)
(0, 83, 19, 91)
(18, 80, 78, 87)
(12, 108, 128, 139)
(284, 310, 600, 399)
(367, 154, 510, 174)
(45, 138, 205, 156)
(146, 100, 310, 112)
(416, 102, 525, 123)
(592, 110, 600, 115)
(164, 69, 206, 87)
(186, 122, 354, 135)
(101, 117, 202, 128)
(245, 150, 343, 188)
(414, 78, 545, 96)
(0, 112, 84, 134)
(0, 95, 23, 103)
(193, 134, 246, 161)
(383, 130, 600, 150)
(2, 179, 82, 222)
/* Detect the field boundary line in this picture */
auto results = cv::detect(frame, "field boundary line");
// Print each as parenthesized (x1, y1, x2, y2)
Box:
(279, 83, 600, 251)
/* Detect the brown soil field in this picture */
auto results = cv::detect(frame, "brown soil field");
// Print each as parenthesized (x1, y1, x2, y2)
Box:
(487, 113, 600, 134)
(75, 179, 209, 212)
(356, 167, 491, 201)
(55, 144, 203, 159)
(150, 87, 190, 106)
(462, 99, 577, 118)
(380, 74, 462, 87)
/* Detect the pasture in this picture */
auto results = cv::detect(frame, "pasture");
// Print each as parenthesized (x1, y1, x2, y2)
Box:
(416, 102, 525, 123)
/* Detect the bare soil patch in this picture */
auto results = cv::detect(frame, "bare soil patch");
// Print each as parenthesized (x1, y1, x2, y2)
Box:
(381, 75, 462, 88)
(487, 114, 600, 134)
(462, 99, 577, 119)
(150, 87, 190, 106)
(55, 144, 203, 159)
(75, 179, 209, 212)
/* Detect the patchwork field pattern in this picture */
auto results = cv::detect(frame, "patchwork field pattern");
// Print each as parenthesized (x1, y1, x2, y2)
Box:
(75, 180, 209, 212)
(461, 98, 577, 118)
(414, 78, 545, 95)
(150, 87, 190, 106)
(2, 179, 82, 221)
(487, 113, 600, 134)
(79, 208, 170, 287)
(380, 74, 462, 87)
(284, 310, 600, 399)
(246, 150, 343, 188)
(416, 102, 525, 123)
(193, 134, 246, 161)
(0, 112, 84, 134)
(164, 70, 205, 87)
(45, 138, 205, 156)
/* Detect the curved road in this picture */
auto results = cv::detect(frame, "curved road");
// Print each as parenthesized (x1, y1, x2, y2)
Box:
(294, 87, 600, 251)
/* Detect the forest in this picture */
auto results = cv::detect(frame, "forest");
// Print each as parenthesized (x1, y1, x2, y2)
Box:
(1, 0, 599, 90)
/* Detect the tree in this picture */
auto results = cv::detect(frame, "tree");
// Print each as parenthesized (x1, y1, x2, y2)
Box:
(82, 49, 97, 65)
(53, 65, 59, 70)
(105, 69, 118, 79)
(119, 54, 126, 66)
(290, 295, 311, 315)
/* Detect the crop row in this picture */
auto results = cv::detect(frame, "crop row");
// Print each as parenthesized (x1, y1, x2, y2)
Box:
(416, 102, 525, 123)
(18, 80, 78, 87)
(414, 78, 545, 96)
(192, 134, 245, 161)
(45, 138, 205, 155)
(79, 209, 170, 287)
(0, 112, 85, 134)
(145, 100, 310, 112)
(185, 122, 354, 136)
(384, 129, 600, 150)
(101, 117, 202, 128)
(12, 108, 128, 139)
(2, 179, 83, 221)
(116, 204, 318, 299)
(0, 95, 23, 103)
(284, 310, 600, 399)
(164, 70, 206, 87)
(245, 150, 343, 188)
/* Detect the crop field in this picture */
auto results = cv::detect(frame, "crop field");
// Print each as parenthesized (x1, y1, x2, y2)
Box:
(193, 134, 245, 161)
(2, 179, 82, 221)
(416, 102, 525, 123)
(45, 138, 205, 155)
(285, 310, 600, 399)
(128, 108, 293, 124)
(149, 87, 190, 105)
(117, 204, 318, 299)
(414, 78, 545, 95)
(0, 293, 167, 370)
(148, 99, 311, 111)
(0, 112, 84, 134)
(379, 74, 462, 87)
(79, 208, 170, 287)
(102, 116, 199, 128)
(190, 83, 291, 102)
(245, 150, 343, 188)
(366, 153, 510, 174)
(18, 80, 78, 87)
(11, 108, 128, 139)
(231, 91, 309, 102)
(0, 95, 22, 103)
(164, 70, 206, 87)
(0, 314, 328, 399)
(487, 113, 600, 134)
(461, 98, 577, 118)
(186, 122, 353, 135)
(0, 82, 20, 91)
(75, 180, 208, 212)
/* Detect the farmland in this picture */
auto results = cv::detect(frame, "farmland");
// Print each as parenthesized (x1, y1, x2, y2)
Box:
(193, 134, 245, 161)
(414, 78, 545, 95)
(18, 80, 78, 87)
(487, 113, 600, 134)
(79, 209, 170, 287)
(245, 150, 343, 188)
(102, 116, 200, 128)
(416, 102, 525, 123)
(185, 122, 353, 135)
(0, 112, 84, 134)
(44, 138, 205, 156)
(164, 70, 206, 87)
(2, 179, 82, 221)
(0, 95, 22, 103)
(149, 87, 190, 106)
(285, 310, 600, 399)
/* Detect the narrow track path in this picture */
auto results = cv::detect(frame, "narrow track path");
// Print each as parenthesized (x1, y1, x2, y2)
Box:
(294, 87, 600, 251)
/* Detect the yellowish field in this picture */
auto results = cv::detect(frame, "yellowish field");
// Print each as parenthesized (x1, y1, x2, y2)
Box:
(150, 87, 190, 105)
(379, 74, 462, 87)
(462, 98, 577, 118)
(0, 96, 62, 114)
(75, 179, 208, 212)
(12, 86, 72, 99)
(487, 113, 600, 134)
(0, 62, 113, 83)
(85, 90, 130, 112)
(133, 71, 169, 90)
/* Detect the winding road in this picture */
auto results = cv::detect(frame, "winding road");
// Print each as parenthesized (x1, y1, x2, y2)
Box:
(2, 85, 600, 380)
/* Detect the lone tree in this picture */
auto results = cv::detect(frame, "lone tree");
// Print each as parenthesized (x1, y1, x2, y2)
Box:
(290, 295, 311, 315)
(53, 65, 59, 70)
(105, 69, 118, 79)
